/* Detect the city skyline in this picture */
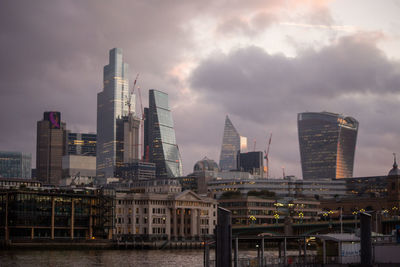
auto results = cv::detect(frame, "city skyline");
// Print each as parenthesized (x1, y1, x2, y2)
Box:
(1, 1, 400, 178)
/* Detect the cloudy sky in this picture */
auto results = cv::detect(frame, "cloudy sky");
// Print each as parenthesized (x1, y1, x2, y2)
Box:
(1, 0, 400, 178)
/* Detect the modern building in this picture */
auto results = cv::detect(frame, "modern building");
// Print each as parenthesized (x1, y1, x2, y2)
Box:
(114, 190, 217, 240)
(298, 112, 358, 180)
(144, 89, 182, 178)
(61, 155, 96, 186)
(116, 114, 141, 163)
(219, 196, 320, 225)
(114, 160, 156, 182)
(66, 132, 96, 156)
(237, 151, 264, 177)
(36, 111, 66, 185)
(208, 177, 348, 199)
(0, 151, 32, 179)
(219, 115, 247, 171)
(96, 48, 134, 183)
(0, 186, 114, 241)
(320, 159, 400, 235)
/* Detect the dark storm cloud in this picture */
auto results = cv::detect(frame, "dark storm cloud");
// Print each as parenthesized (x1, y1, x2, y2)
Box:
(0, 0, 206, 165)
(0, 0, 396, 178)
(190, 32, 400, 177)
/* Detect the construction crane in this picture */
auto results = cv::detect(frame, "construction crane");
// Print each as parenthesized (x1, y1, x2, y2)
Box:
(264, 133, 272, 178)
(125, 73, 140, 115)
(253, 139, 256, 151)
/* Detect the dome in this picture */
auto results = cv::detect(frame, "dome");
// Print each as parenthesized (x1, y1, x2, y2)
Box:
(194, 157, 219, 172)
(388, 154, 400, 176)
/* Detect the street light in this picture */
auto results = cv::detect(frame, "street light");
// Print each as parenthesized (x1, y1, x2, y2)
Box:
(274, 213, 280, 224)
(249, 215, 256, 226)
(298, 212, 304, 224)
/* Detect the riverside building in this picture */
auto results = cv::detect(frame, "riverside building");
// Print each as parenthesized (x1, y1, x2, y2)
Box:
(114, 189, 217, 240)
(0, 186, 114, 241)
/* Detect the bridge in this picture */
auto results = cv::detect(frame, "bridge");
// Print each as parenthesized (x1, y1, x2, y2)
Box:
(232, 218, 400, 236)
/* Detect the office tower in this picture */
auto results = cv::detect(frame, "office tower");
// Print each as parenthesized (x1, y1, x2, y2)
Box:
(219, 115, 247, 171)
(298, 112, 358, 180)
(117, 114, 141, 163)
(0, 151, 32, 179)
(36, 111, 66, 184)
(66, 132, 96, 156)
(237, 151, 264, 177)
(96, 48, 131, 181)
(145, 89, 182, 178)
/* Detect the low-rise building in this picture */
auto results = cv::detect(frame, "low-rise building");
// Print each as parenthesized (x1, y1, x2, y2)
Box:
(219, 195, 320, 226)
(114, 190, 217, 240)
(0, 186, 114, 241)
(209, 177, 348, 199)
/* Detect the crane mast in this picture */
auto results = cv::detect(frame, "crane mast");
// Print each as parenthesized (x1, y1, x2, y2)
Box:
(264, 133, 272, 178)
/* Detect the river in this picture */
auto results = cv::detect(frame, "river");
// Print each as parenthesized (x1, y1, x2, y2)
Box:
(0, 249, 207, 267)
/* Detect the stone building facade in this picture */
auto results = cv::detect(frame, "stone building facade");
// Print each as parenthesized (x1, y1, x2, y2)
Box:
(115, 190, 217, 240)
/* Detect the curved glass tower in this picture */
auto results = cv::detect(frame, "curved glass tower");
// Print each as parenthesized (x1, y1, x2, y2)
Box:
(96, 48, 130, 182)
(145, 89, 182, 178)
(298, 112, 358, 180)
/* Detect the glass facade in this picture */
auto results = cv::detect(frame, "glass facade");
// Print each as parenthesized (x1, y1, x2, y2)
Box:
(298, 112, 358, 180)
(0, 151, 31, 179)
(97, 48, 131, 181)
(0, 188, 114, 240)
(146, 90, 182, 178)
(219, 116, 241, 171)
(237, 151, 264, 177)
(67, 132, 96, 156)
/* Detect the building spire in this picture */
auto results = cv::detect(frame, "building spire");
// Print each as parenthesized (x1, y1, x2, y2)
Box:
(394, 153, 398, 169)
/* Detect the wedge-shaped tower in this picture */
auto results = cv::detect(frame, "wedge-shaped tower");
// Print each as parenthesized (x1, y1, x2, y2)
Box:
(219, 116, 247, 171)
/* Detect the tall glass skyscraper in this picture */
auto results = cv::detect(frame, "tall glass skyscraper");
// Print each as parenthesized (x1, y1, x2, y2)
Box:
(298, 112, 358, 180)
(219, 115, 247, 171)
(96, 48, 131, 181)
(145, 89, 182, 178)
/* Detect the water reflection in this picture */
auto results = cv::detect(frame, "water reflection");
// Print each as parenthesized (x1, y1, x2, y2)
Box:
(0, 250, 205, 267)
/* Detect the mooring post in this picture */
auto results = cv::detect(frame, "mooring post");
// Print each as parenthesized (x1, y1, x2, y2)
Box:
(204, 241, 210, 267)
(361, 212, 372, 267)
(261, 237, 264, 266)
(215, 207, 232, 267)
(284, 237, 287, 266)
(234, 237, 238, 267)
(304, 236, 307, 264)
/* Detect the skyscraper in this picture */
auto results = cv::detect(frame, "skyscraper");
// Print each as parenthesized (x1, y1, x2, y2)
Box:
(0, 151, 32, 179)
(145, 89, 182, 178)
(66, 132, 96, 156)
(36, 111, 66, 184)
(96, 48, 131, 182)
(298, 112, 358, 180)
(237, 151, 264, 177)
(219, 115, 247, 171)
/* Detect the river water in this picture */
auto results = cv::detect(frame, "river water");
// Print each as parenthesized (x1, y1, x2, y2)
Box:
(0, 249, 208, 267)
